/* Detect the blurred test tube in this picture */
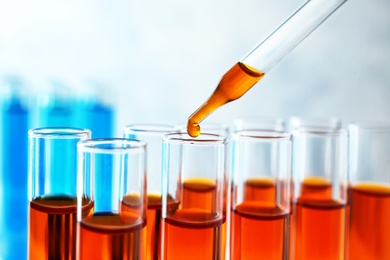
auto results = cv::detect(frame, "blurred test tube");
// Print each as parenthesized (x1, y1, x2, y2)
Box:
(33, 78, 74, 128)
(0, 75, 30, 260)
(72, 79, 115, 138)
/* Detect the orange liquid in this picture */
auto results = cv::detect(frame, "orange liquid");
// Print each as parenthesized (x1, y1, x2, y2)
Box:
(78, 213, 145, 259)
(146, 194, 163, 260)
(146, 193, 180, 260)
(231, 178, 290, 260)
(187, 62, 264, 137)
(348, 183, 390, 260)
(290, 177, 346, 260)
(77, 193, 146, 259)
(162, 178, 225, 260)
(28, 195, 93, 260)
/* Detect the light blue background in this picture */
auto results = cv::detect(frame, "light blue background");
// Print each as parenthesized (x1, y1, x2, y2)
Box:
(1, 0, 389, 134)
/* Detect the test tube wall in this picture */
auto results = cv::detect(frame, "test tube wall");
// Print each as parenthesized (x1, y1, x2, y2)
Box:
(161, 133, 227, 260)
(72, 80, 114, 138)
(0, 76, 29, 260)
(33, 79, 115, 137)
(289, 117, 348, 259)
(0, 74, 115, 259)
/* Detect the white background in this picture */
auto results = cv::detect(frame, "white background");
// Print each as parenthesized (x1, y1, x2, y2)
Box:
(1, 0, 389, 135)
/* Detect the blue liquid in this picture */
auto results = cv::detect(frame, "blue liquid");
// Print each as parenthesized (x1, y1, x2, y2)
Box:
(73, 101, 114, 138)
(0, 98, 29, 260)
(36, 100, 73, 127)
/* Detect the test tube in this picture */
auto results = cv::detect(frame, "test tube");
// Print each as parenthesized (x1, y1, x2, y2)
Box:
(347, 121, 390, 259)
(234, 117, 285, 132)
(187, 0, 347, 137)
(289, 118, 348, 259)
(0, 76, 29, 260)
(73, 80, 115, 138)
(161, 133, 227, 260)
(28, 127, 91, 259)
(230, 130, 292, 259)
(77, 138, 147, 259)
(123, 124, 180, 260)
(34, 79, 74, 128)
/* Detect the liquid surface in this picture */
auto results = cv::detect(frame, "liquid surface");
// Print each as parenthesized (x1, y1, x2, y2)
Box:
(348, 183, 390, 260)
(231, 178, 289, 260)
(78, 213, 144, 260)
(290, 177, 346, 260)
(162, 177, 225, 260)
(187, 62, 264, 137)
(28, 195, 93, 260)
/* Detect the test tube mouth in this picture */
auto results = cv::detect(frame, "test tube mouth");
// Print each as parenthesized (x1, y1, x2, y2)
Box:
(123, 124, 180, 134)
(78, 138, 147, 154)
(234, 117, 285, 132)
(289, 117, 344, 135)
(163, 132, 227, 145)
(28, 127, 91, 139)
(233, 130, 291, 141)
(349, 120, 390, 132)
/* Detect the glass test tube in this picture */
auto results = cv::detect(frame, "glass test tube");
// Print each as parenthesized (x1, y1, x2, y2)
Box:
(187, 0, 347, 137)
(123, 124, 180, 260)
(77, 138, 147, 259)
(234, 117, 285, 132)
(28, 127, 91, 260)
(0, 76, 29, 260)
(161, 133, 227, 260)
(73, 80, 115, 138)
(289, 118, 348, 260)
(348, 121, 390, 259)
(35, 79, 74, 127)
(230, 130, 292, 259)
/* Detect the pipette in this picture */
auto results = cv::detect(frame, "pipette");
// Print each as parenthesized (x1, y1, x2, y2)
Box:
(187, 0, 347, 137)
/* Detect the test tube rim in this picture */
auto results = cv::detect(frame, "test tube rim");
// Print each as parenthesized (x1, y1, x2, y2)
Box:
(123, 123, 181, 135)
(349, 120, 390, 132)
(289, 116, 345, 136)
(78, 138, 147, 154)
(292, 128, 348, 137)
(28, 127, 91, 139)
(232, 129, 291, 141)
(163, 132, 227, 145)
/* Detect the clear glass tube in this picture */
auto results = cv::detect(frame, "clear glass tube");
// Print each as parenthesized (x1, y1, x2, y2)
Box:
(123, 124, 180, 260)
(289, 118, 348, 259)
(161, 133, 227, 260)
(234, 117, 286, 132)
(28, 127, 91, 260)
(77, 138, 147, 259)
(230, 130, 292, 259)
(242, 0, 347, 73)
(347, 121, 390, 259)
(187, 0, 347, 137)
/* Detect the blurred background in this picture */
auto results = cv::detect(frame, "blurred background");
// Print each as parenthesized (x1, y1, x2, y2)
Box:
(0, 0, 389, 259)
(1, 0, 389, 132)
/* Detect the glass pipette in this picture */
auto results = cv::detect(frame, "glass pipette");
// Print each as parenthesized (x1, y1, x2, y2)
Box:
(187, 0, 347, 137)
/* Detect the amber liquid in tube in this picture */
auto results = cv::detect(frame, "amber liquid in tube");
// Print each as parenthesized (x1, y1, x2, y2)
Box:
(290, 177, 346, 259)
(78, 214, 144, 260)
(146, 194, 163, 260)
(78, 194, 145, 259)
(348, 183, 390, 260)
(187, 62, 264, 137)
(147, 193, 179, 260)
(231, 178, 290, 260)
(162, 178, 225, 260)
(28, 195, 93, 260)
